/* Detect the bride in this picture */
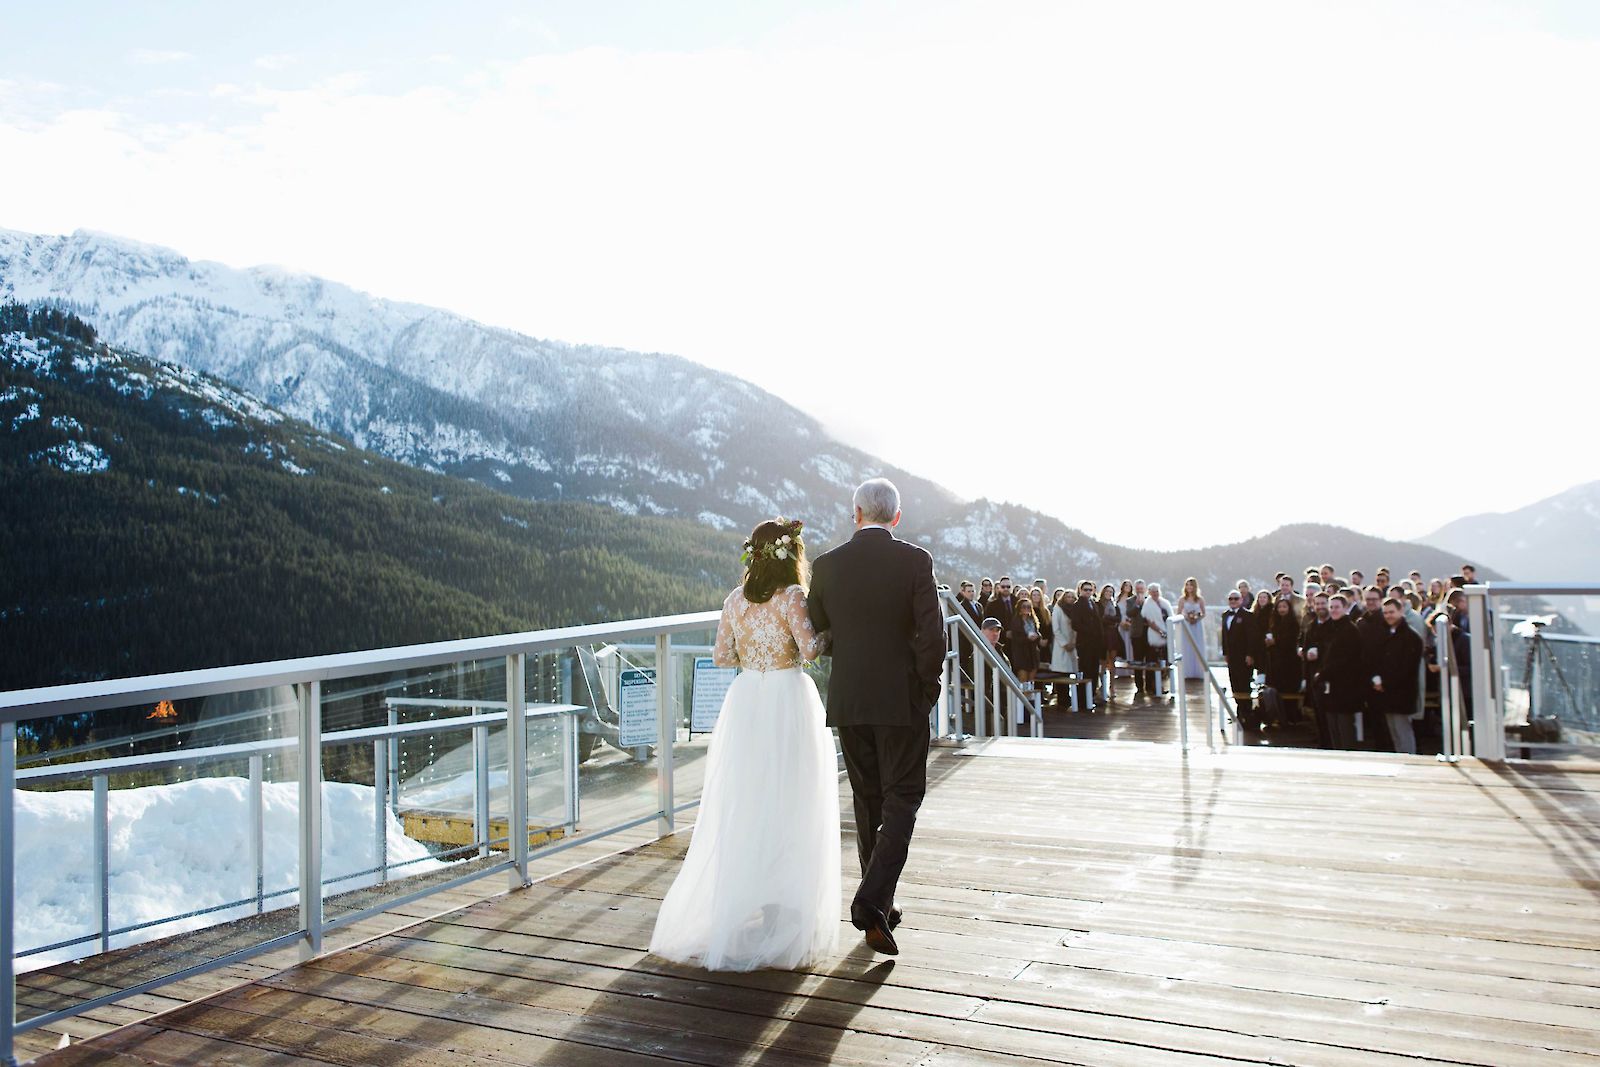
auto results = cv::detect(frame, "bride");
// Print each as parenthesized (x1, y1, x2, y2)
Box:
(648, 518, 841, 971)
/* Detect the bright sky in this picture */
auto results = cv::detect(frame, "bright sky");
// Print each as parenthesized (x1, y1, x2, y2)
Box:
(3, 0, 1597, 550)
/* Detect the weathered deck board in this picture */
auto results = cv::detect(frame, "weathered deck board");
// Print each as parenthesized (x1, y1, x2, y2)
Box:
(30, 740, 1600, 1066)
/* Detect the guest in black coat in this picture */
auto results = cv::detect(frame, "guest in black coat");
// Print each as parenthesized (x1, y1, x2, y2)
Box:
(1354, 587, 1394, 751)
(1301, 592, 1333, 747)
(1219, 591, 1256, 719)
(1069, 580, 1105, 707)
(988, 577, 1019, 656)
(1262, 597, 1302, 720)
(1316, 594, 1366, 750)
(1369, 597, 1425, 754)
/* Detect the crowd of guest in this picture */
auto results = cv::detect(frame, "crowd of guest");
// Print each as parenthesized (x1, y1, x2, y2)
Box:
(948, 562, 1483, 755)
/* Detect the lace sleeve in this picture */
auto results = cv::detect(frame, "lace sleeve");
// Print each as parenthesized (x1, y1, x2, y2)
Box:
(780, 586, 829, 662)
(713, 593, 740, 668)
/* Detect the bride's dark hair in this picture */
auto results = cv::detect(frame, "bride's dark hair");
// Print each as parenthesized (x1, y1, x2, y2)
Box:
(742, 518, 808, 604)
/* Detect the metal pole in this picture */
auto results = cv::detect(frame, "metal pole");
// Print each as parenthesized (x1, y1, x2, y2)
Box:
(473, 722, 490, 859)
(296, 680, 323, 961)
(1175, 654, 1189, 755)
(973, 649, 987, 740)
(249, 754, 264, 913)
(506, 653, 530, 887)
(385, 703, 400, 817)
(562, 706, 579, 832)
(656, 633, 676, 835)
(985, 662, 998, 739)
(1435, 615, 1457, 763)
(941, 622, 956, 740)
(1466, 587, 1503, 760)
(372, 739, 389, 887)
(3, 721, 18, 1067)
(93, 775, 109, 953)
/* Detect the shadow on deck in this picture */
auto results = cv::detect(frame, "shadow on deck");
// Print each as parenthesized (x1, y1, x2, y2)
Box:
(35, 740, 1600, 1067)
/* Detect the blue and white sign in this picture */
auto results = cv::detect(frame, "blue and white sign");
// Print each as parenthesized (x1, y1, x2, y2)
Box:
(618, 668, 657, 748)
(692, 657, 738, 732)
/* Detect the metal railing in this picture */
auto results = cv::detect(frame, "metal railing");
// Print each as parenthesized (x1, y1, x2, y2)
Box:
(1463, 583, 1600, 762)
(937, 591, 1045, 740)
(0, 609, 720, 1067)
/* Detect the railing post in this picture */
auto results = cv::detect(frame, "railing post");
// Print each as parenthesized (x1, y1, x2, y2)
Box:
(1435, 615, 1459, 763)
(563, 707, 579, 832)
(2, 721, 17, 1067)
(991, 665, 1003, 739)
(941, 621, 956, 740)
(973, 646, 986, 740)
(506, 653, 530, 888)
(296, 680, 323, 961)
(93, 774, 109, 953)
(372, 739, 389, 886)
(385, 703, 400, 817)
(1175, 654, 1189, 755)
(656, 633, 676, 836)
(1466, 586, 1503, 761)
(249, 754, 265, 912)
(473, 721, 490, 859)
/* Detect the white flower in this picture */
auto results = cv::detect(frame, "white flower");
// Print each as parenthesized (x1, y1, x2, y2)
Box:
(775, 547, 788, 560)
(781, 534, 792, 544)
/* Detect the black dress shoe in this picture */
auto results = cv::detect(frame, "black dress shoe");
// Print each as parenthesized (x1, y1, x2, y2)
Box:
(861, 907, 899, 956)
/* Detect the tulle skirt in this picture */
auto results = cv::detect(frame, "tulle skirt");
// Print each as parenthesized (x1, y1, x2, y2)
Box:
(649, 667, 841, 972)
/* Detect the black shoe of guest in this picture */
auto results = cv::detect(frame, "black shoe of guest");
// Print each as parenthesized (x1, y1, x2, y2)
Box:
(888, 906, 903, 930)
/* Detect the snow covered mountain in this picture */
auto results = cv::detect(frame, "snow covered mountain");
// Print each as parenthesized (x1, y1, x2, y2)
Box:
(1420, 481, 1600, 582)
(0, 226, 1486, 591)
(0, 227, 955, 541)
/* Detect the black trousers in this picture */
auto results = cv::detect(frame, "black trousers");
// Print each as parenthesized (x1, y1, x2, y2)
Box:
(1226, 657, 1254, 716)
(1131, 630, 1153, 691)
(837, 722, 930, 921)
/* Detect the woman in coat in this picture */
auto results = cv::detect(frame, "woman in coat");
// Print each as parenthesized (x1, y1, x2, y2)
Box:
(1050, 588, 1079, 690)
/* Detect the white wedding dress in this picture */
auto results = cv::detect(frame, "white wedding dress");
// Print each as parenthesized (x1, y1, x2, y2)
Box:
(648, 584, 841, 971)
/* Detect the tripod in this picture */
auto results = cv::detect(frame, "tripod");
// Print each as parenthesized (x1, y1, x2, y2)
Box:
(1520, 626, 1578, 729)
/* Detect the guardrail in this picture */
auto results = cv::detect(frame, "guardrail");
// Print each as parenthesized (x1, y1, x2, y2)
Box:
(937, 591, 1046, 740)
(0, 609, 721, 1067)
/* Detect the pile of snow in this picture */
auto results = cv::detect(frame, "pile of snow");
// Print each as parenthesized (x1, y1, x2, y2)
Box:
(13, 776, 446, 971)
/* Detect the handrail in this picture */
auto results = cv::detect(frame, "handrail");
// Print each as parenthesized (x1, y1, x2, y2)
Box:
(2, 611, 720, 1067)
(938, 591, 1044, 739)
(0, 610, 723, 723)
(1175, 615, 1237, 750)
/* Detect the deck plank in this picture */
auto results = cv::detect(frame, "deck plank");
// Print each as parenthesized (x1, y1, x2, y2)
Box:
(29, 739, 1600, 1066)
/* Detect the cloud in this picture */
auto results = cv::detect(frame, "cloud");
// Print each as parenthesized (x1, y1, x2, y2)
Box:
(253, 53, 301, 72)
(126, 49, 192, 66)
(6, 1, 1599, 549)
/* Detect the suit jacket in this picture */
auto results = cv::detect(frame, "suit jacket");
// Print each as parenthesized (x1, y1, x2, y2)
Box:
(987, 594, 1018, 637)
(1369, 623, 1423, 716)
(808, 527, 944, 728)
(957, 595, 984, 628)
(1220, 607, 1255, 663)
(1318, 616, 1366, 713)
(1069, 596, 1105, 661)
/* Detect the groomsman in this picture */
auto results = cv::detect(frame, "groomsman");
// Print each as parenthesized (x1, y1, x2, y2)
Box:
(1301, 591, 1333, 748)
(1220, 591, 1256, 718)
(988, 577, 1019, 655)
(1317, 594, 1365, 750)
(1369, 597, 1425, 754)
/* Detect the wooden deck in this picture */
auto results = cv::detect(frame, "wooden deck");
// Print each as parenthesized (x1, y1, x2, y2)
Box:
(33, 739, 1600, 1067)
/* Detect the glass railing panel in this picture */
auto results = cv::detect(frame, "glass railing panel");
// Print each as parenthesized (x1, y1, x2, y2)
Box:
(1494, 597, 1600, 761)
(565, 641, 663, 841)
(317, 657, 510, 923)
(11, 685, 301, 1023)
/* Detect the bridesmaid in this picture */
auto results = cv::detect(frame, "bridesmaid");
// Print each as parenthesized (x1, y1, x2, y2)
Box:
(1178, 577, 1207, 680)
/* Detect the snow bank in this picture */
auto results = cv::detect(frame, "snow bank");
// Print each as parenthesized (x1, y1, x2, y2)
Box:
(13, 776, 446, 971)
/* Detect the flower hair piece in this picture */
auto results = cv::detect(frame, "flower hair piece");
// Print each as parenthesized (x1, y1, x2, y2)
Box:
(741, 519, 805, 568)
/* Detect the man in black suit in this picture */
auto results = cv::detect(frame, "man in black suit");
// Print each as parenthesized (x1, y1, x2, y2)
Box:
(1316, 594, 1365, 750)
(1069, 580, 1105, 709)
(1126, 580, 1152, 695)
(987, 576, 1018, 657)
(1219, 590, 1255, 719)
(808, 478, 944, 957)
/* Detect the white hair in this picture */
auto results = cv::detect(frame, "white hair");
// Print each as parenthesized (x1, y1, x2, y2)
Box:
(853, 478, 901, 524)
